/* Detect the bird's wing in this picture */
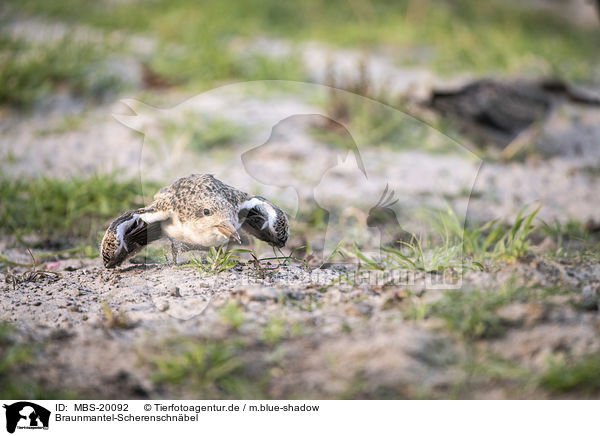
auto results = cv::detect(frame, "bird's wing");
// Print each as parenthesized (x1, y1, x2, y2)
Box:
(102, 207, 170, 268)
(238, 197, 289, 248)
(116, 208, 170, 246)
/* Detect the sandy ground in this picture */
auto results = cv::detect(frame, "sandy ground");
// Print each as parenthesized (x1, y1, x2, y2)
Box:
(1, 254, 600, 399)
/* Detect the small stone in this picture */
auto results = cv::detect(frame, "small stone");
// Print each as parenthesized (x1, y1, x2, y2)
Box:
(169, 287, 182, 297)
(355, 302, 373, 316)
(381, 289, 406, 310)
(285, 290, 305, 300)
(50, 328, 74, 341)
(579, 296, 599, 311)
(497, 302, 545, 326)
(347, 302, 373, 317)
(247, 286, 280, 302)
(579, 285, 599, 311)
(156, 301, 169, 312)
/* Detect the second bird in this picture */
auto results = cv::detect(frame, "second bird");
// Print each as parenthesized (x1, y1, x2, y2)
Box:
(101, 174, 289, 268)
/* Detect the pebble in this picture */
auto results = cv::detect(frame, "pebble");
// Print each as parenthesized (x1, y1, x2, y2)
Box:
(285, 290, 305, 300)
(247, 286, 281, 302)
(156, 301, 169, 312)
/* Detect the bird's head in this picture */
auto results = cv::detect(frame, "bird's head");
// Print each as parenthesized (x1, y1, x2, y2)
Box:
(197, 206, 241, 244)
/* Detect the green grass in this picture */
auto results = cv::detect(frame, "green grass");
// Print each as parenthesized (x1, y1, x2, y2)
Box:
(427, 287, 519, 340)
(262, 317, 286, 346)
(540, 354, 600, 395)
(151, 338, 269, 398)
(339, 225, 477, 273)
(541, 219, 590, 242)
(0, 322, 69, 398)
(0, 323, 32, 397)
(430, 204, 541, 264)
(7, 0, 599, 101)
(185, 246, 303, 277)
(150, 317, 305, 397)
(455, 351, 536, 398)
(185, 247, 247, 274)
(310, 102, 450, 152)
(313, 68, 459, 153)
(540, 219, 600, 259)
(344, 241, 474, 274)
(0, 174, 152, 244)
(407, 281, 566, 340)
(0, 36, 125, 109)
(37, 113, 87, 136)
(456, 348, 600, 398)
(156, 113, 249, 152)
(336, 205, 541, 272)
(219, 301, 246, 331)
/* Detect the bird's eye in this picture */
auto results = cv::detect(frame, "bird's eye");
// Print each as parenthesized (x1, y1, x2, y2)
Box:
(204, 209, 211, 216)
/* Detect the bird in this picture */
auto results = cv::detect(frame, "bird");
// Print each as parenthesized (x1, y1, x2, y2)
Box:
(101, 174, 289, 268)
(425, 78, 600, 158)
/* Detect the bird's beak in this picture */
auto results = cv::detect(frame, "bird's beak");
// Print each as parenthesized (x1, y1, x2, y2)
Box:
(216, 222, 241, 244)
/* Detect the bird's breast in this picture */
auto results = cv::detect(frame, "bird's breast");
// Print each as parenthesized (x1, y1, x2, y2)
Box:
(162, 218, 230, 247)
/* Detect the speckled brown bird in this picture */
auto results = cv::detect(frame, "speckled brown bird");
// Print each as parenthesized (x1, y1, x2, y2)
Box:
(101, 174, 289, 268)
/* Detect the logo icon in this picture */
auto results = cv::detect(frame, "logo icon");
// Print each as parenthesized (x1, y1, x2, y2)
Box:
(2, 402, 50, 434)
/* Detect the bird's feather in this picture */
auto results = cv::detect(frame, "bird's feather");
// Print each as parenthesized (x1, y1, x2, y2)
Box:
(239, 196, 289, 248)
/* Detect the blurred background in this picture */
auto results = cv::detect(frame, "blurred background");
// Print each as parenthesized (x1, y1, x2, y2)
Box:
(1, 0, 599, 108)
(1, 0, 599, 253)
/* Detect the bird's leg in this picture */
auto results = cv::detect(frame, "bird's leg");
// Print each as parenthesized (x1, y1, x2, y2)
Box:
(170, 240, 178, 265)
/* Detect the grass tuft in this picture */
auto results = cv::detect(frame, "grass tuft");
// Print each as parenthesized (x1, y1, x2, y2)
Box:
(0, 322, 70, 398)
(185, 247, 246, 274)
(430, 204, 541, 264)
(336, 206, 540, 273)
(0, 174, 151, 244)
(219, 301, 246, 331)
(0, 36, 125, 109)
(427, 288, 516, 340)
(540, 354, 600, 395)
(101, 302, 136, 330)
(151, 338, 268, 398)
(157, 113, 249, 153)
(0, 323, 32, 397)
(407, 279, 541, 340)
(262, 318, 286, 345)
